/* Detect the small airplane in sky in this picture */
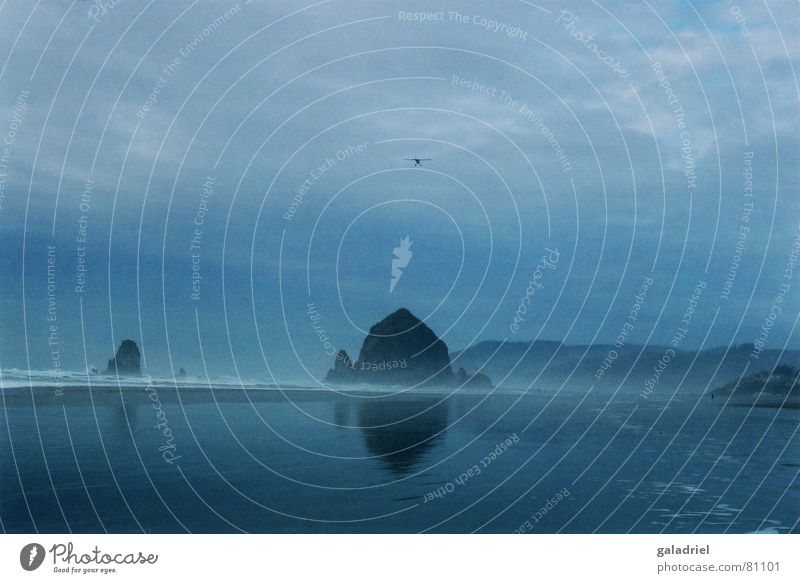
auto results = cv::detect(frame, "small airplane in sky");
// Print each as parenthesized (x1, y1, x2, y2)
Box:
(405, 157, 431, 167)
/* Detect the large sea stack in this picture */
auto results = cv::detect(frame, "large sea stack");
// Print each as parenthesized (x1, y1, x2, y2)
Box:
(105, 339, 142, 376)
(325, 308, 490, 388)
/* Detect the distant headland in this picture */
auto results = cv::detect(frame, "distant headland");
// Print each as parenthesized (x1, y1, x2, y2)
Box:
(709, 365, 799, 407)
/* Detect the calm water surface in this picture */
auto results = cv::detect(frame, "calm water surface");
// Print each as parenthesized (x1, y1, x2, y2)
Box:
(1, 385, 797, 533)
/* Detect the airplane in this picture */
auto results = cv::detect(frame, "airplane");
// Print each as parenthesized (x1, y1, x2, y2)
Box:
(405, 157, 431, 167)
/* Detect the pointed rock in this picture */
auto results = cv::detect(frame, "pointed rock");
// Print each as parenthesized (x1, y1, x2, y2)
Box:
(325, 350, 354, 382)
(105, 340, 141, 376)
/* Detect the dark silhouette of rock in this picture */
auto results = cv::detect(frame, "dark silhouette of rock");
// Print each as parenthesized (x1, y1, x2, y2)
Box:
(326, 350, 354, 382)
(105, 340, 141, 376)
(325, 308, 491, 387)
(357, 308, 452, 384)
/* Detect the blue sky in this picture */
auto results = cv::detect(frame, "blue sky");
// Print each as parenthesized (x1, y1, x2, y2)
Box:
(0, 0, 798, 382)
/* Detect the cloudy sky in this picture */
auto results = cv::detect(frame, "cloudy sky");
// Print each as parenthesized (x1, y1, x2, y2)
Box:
(0, 0, 798, 382)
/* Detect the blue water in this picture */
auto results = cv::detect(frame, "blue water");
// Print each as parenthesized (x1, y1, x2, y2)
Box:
(1, 385, 797, 533)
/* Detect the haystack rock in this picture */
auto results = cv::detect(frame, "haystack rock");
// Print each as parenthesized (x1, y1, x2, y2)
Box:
(325, 308, 491, 387)
(105, 339, 141, 376)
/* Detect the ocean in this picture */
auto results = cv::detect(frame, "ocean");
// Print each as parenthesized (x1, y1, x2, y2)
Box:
(1, 381, 797, 533)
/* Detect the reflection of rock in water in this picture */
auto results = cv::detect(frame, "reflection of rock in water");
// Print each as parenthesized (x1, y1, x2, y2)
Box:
(358, 398, 449, 476)
(106, 400, 138, 451)
(122, 399, 138, 431)
(333, 399, 351, 428)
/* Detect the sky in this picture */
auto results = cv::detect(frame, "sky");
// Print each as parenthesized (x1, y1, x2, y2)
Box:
(0, 0, 798, 383)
